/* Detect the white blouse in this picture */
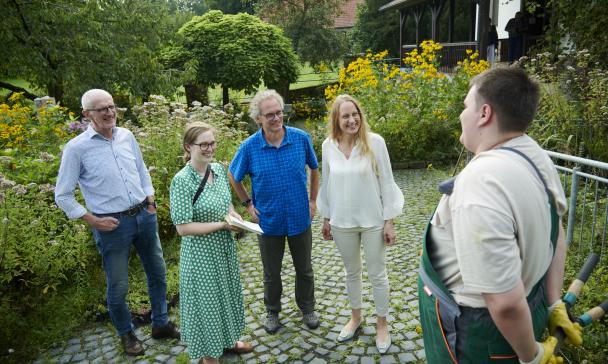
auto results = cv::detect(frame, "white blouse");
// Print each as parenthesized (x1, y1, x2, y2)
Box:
(317, 133, 404, 228)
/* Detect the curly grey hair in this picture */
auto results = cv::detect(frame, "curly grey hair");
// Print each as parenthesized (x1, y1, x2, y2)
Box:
(249, 89, 284, 122)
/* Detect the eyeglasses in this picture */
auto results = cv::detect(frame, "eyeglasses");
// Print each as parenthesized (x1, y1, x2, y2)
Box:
(87, 105, 116, 113)
(263, 110, 283, 120)
(191, 141, 216, 150)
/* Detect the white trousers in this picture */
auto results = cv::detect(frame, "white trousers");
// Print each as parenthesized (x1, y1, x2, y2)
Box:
(331, 225, 390, 316)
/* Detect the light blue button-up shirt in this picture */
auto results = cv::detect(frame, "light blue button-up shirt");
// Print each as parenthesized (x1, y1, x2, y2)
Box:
(55, 125, 154, 219)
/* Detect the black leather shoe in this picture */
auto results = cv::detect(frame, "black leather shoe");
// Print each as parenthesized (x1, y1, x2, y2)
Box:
(151, 321, 181, 340)
(120, 331, 144, 356)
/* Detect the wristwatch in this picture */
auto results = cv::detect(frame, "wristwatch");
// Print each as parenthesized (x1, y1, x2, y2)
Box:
(241, 198, 252, 207)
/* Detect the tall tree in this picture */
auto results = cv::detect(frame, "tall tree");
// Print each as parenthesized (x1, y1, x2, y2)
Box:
(255, 0, 347, 67)
(173, 10, 299, 106)
(206, 0, 254, 14)
(541, 0, 608, 66)
(0, 0, 183, 108)
(351, 0, 400, 57)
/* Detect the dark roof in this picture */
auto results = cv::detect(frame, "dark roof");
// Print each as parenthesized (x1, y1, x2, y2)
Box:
(334, 0, 364, 29)
(379, 0, 427, 12)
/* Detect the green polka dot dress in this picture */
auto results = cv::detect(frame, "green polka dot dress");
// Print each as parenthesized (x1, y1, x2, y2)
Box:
(169, 162, 244, 359)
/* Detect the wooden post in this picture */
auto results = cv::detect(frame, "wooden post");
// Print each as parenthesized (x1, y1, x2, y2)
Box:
(477, 0, 490, 60)
(399, 9, 406, 68)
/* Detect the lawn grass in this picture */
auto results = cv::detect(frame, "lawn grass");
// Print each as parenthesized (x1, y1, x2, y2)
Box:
(3, 62, 338, 107)
(0, 79, 45, 98)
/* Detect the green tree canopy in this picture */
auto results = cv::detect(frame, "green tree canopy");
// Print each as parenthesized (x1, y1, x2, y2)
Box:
(351, 0, 400, 57)
(255, 0, 347, 67)
(539, 0, 608, 66)
(1, 0, 183, 109)
(173, 10, 299, 105)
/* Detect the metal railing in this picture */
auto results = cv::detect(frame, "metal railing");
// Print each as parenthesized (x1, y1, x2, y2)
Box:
(547, 150, 608, 263)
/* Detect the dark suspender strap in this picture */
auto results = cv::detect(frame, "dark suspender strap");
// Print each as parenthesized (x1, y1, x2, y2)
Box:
(192, 164, 211, 205)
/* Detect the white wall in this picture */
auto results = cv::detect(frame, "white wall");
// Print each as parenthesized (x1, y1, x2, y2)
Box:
(497, 0, 521, 39)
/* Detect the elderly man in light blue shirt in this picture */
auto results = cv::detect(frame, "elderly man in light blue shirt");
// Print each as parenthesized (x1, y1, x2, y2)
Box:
(55, 89, 179, 356)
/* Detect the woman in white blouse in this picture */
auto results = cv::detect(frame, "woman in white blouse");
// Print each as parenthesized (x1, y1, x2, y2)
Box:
(317, 94, 404, 354)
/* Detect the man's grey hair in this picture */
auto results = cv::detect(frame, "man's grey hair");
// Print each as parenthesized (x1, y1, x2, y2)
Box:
(249, 89, 284, 122)
(81, 89, 113, 110)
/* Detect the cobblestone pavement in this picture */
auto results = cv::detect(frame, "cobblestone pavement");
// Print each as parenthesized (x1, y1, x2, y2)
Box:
(35, 168, 449, 364)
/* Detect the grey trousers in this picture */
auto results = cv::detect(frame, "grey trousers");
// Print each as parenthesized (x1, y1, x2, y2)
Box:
(257, 227, 315, 314)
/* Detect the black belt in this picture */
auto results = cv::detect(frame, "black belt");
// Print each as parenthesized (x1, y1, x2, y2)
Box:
(94, 200, 147, 218)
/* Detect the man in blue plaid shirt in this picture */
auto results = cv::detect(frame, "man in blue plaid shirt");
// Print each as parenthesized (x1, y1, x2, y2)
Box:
(229, 89, 320, 334)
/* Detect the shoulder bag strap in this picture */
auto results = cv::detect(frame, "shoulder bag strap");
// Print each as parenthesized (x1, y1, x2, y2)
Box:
(192, 164, 211, 205)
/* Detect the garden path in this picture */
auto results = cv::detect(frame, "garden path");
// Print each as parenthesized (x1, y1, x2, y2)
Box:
(35, 168, 449, 364)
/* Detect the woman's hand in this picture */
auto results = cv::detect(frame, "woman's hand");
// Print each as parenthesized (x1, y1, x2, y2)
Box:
(322, 219, 333, 240)
(223, 221, 243, 233)
(383, 220, 396, 246)
(228, 210, 243, 222)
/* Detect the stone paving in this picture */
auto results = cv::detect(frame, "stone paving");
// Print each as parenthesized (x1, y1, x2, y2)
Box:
(35, 168, 449, 364)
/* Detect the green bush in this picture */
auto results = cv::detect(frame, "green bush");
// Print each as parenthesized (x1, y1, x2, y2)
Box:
(0, 93, 248, 361)
(322, 43, 489, 163)
(524, 50, 608, 162)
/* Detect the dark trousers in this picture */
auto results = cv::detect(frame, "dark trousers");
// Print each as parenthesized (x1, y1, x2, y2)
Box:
(508, 35, 523, 63)
(257, 227, 315, 314)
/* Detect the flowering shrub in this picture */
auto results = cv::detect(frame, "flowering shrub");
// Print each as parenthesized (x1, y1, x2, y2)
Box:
(129, 96, 249, 237)
(0, 95, 248, 360)
(323, 41, 489, 162)
(523, 50, 608, 161)
(292, 97, 326, 120)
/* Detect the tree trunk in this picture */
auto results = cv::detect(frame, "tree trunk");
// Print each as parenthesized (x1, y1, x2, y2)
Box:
(267, 79, 290, 104)
(47, 79, 64, 104)
(222, 85, 229, 106)
(0, 81, 38, 100)
(185, 83, 208, 106)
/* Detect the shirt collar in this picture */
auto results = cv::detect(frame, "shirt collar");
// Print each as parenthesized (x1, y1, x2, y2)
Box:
(85, 125, 118, 140)
(257, 126, 292, 149)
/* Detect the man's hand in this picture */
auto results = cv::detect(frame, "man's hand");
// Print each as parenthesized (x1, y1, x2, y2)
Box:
(309, 200, 317, 219)
(549, 300, 583, 346)
(322, 219, 332, 240)
(519, 338, 563, 364)
(383, 220, 396, 246)
(246, 203, 260, 223)
(83, 213, 119, 231)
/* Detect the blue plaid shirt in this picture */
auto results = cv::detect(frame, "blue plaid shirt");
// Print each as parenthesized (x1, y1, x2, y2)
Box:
(230, 126, 318, 236)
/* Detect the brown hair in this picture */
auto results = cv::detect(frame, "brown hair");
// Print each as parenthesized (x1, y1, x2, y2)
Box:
(182, 122, 215, 162)
(470, 67, 540, 133)
(328, 94, 376, 171)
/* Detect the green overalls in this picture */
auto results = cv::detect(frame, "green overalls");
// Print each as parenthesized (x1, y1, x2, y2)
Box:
(418, 147, 559, 363)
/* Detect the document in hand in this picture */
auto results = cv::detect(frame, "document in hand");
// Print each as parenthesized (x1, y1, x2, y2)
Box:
(225, 214, 264, 235)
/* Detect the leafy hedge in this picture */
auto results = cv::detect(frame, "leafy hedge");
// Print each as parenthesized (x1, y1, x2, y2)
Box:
(320, 42, 489, 163)
(0, 94, 247, 361)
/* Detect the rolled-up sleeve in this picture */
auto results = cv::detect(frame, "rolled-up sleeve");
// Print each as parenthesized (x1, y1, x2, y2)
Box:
(55, 144, 87, 219)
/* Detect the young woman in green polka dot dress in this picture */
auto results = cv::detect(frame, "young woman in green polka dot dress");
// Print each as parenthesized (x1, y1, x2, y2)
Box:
(169, 122, 253, 364)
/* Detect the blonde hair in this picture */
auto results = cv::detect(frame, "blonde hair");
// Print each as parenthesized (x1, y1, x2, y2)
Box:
(182, 122, 215, 162)
(249, 89, 284, 122)
(328, 95, 376, 171)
